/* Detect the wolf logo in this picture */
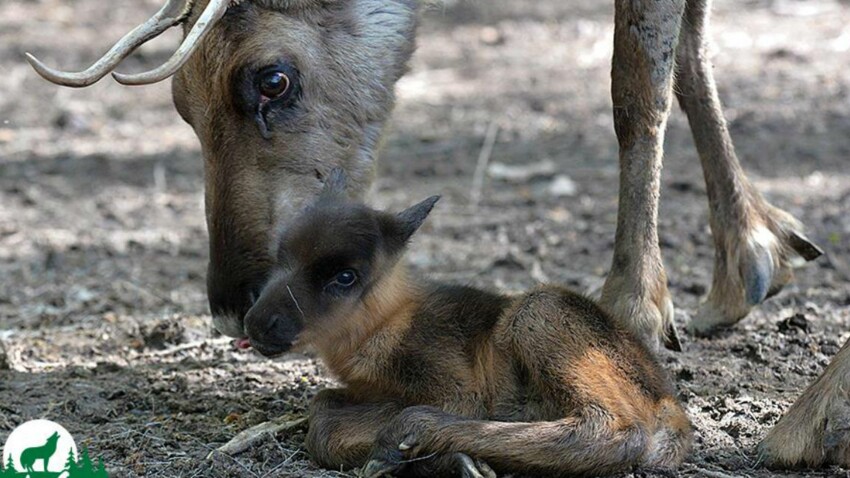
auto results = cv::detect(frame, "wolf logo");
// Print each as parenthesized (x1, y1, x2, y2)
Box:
(19, 431, 59, 473)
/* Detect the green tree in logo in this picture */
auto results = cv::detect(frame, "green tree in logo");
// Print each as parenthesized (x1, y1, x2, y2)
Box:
(77, 447, 94, 476)
(64, 448, 78, 475)
(66, 446, 107, 478)
(95, 457, 108, 478)
(2, 455, 19, 477)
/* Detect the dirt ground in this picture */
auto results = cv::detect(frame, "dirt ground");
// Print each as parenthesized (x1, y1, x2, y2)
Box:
(1, 0, 849, 476)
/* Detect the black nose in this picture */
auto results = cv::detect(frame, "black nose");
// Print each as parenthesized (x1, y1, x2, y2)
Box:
(245, 312, 302, 357)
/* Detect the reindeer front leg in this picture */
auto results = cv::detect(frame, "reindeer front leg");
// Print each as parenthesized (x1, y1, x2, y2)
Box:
(600, 0, 688, 351)
(674, 0, 822, 334)
(311, 393, 492, 478)
(305, 389, 405, 471)
(757, 338, 850, 469)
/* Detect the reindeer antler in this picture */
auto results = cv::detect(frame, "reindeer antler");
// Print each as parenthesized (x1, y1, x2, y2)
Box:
(26, 0, 232, 87)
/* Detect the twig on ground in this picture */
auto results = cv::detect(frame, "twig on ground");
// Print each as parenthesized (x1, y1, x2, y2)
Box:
(208, 416, 308, 458)
(137, 337, 232, 358)
(471, 120, 500, 206)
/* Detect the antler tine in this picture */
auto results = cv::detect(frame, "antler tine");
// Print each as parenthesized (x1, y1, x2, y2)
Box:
(25, 0, 193, 88)
(113, 0, 231, 86)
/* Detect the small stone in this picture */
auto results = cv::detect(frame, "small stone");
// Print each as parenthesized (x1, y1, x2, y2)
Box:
(143, 319, 186, 350)
(548, 175, 578, 197)
(488, 160, 556, 182)
(479, 26, 505, 46)
(777, 313, 809, 335)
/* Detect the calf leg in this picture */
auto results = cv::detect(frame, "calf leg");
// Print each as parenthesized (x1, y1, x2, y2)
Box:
(600, 0, 688, 352)
(364, 405, 653, 477)
(307, 389, 483, 477)
(758, 338, 850, 469)
(674, 0, 822, 334)
(305, 388, 404, 470)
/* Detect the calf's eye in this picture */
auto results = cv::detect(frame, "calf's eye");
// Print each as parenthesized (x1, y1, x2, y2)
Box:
(324, 269, 359, 294)
(333, 270, 357, 288)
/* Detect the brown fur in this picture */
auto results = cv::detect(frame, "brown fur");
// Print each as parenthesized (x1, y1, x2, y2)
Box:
(758, 338, 850, 469)
(246, 174, 693, 476)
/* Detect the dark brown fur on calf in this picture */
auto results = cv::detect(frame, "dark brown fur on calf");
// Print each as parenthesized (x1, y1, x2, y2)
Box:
(244, 169, 693, 477)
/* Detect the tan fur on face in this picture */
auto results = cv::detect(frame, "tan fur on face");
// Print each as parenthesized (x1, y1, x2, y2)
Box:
(308, 264, 419, 389)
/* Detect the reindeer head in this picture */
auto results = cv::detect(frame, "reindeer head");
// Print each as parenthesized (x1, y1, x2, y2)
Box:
(243, 169, 438, 357)
(28, 0, 420, 338)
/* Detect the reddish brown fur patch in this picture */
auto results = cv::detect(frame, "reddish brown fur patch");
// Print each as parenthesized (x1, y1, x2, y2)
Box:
(571, 348, 656, 428)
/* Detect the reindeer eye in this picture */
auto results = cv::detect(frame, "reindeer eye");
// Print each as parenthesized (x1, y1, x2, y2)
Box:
(324, 269, 358, 295)
(259, 70, 291, 99)
(334, 270, 357, 287)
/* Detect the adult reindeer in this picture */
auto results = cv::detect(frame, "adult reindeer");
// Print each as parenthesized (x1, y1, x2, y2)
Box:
(26, 0, 843, 470)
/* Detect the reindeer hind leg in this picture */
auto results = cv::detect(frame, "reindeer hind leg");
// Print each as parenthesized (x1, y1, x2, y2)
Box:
(674, 0, 822, 334)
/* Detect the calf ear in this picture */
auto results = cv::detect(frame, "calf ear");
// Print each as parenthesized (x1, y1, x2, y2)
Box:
(320, 168, 348, 198)
(395, 195, 440, 243)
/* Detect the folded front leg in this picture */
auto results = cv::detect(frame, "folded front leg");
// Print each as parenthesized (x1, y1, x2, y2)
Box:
(305, 388, 404, 471)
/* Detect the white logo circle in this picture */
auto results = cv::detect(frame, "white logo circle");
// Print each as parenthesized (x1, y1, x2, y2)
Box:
(2, 419, 77, 474)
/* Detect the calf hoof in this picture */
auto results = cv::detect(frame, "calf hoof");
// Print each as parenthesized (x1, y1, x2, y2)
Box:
(689, 209, 822, 335)
(456, 453, 497, 478)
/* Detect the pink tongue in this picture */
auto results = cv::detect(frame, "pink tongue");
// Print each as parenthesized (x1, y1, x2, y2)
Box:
(235, 337, 252, 350)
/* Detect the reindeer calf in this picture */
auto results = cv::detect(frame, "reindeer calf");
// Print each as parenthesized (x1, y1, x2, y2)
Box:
(244, 171, 693, 477)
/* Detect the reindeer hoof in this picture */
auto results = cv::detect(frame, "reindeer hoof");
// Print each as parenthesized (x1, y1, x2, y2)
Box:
(689, 219, 822, 335)
(758, 342, 850, 469)
(758, 397, 850, 469)
(456, 453, 497, 478)
(601, 287, 680, 353)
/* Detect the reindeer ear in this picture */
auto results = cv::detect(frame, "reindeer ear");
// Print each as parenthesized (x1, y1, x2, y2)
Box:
(395, 195, 440, 243)
(320, 168, 348, 198)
